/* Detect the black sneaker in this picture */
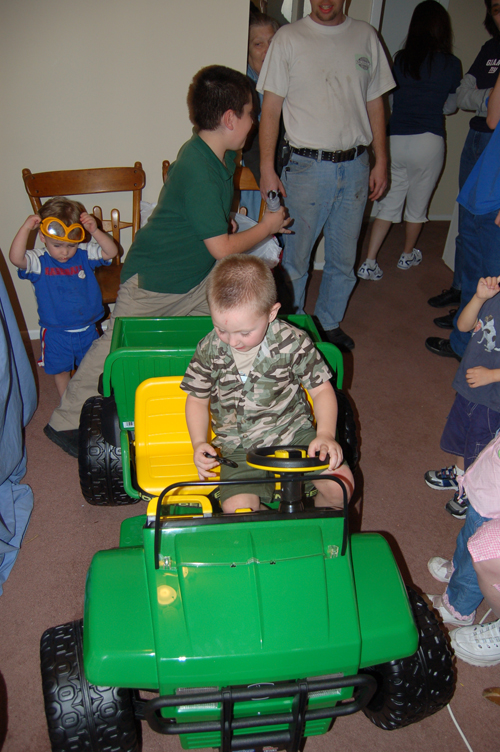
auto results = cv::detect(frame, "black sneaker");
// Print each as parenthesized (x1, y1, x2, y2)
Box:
(43, 424, 79, 458)
(425, 337, 461, 361)
(433, 309, 457, 329)
(445, 490, 468, 519)
(428, 287, 461, 308)
(324, 327, 354, 351)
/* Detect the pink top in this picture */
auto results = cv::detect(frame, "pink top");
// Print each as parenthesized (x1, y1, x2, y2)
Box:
(460, 433, 500, 519)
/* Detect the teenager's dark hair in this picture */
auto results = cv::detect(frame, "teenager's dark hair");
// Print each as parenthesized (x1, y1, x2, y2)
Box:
(188, 65, 254, 131)
(396, 0, 453, 81)
(484, 0, 500, 40)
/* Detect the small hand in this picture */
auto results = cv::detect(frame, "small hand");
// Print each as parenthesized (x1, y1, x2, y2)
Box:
(476, 276, 500, 300)
(261, 206, 292, 235)
(308, 435, 343, 472)
(193, 442, 220, 480)
(25, 214, 41, 231)
(465, 366, 495, 388)
(495, 209, 500, 228)
(80, 212, 97, 235)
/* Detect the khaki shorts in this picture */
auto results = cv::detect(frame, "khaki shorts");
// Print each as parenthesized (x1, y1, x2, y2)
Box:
(219, 427, 317, 504)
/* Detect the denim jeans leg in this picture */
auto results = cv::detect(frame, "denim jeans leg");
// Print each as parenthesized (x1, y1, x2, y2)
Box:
(315, 151, 370, 331)
(281, 155, 332, 314)
(446, 503, 491, 616)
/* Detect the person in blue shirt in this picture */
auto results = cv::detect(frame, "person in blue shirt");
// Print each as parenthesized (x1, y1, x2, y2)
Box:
(10, 197, 117, 397)
(358, 0, 461, 281)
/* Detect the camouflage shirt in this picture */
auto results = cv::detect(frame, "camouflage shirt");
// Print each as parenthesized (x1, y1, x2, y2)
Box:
(181, 319, 332, 452)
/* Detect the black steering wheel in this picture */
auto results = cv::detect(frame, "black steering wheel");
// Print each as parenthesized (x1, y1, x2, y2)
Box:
(246, 445, 330, 473)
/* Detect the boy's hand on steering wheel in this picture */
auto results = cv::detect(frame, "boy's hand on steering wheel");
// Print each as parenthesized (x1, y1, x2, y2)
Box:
(308, 434, 343, 472)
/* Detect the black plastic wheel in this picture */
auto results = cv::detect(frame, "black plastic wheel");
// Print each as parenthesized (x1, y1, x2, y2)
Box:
(40, 620, 139, 752)
(362, 587, 455, 730)
(79, 396, 137, 506)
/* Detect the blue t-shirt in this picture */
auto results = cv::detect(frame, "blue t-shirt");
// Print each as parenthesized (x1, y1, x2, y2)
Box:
(18, 240, 110, 329)
(458, 119, 500, 216)
(389, 52, 462, 138)
(453, 294, 500, 412)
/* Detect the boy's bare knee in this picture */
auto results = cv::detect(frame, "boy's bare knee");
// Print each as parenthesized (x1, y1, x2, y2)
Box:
(222, 493, 261, 513)
(313, 464, 354, 509)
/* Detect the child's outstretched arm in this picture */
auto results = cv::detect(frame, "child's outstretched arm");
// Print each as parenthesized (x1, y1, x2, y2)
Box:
(307, 381, 343, 472)
(80, 212, 118, 260)
(185, 393, 219, 480)
(9, 215, 41, 269)
(457, 276, 500, 332)
(204, 207, 291, 260)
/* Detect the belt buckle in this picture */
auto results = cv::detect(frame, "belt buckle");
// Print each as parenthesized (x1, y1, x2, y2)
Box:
(333, 149, 344, 163)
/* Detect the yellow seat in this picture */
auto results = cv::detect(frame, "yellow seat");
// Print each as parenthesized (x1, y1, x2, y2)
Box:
(135, 377, 219, 505)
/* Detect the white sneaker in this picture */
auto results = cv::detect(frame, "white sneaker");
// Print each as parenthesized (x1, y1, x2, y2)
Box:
(427, 594, 475, 627)
(427, 557, 453, 583)
(450, 619, 500, 666)
(357, 260, 383, 281)
(397, 248, 422, 270)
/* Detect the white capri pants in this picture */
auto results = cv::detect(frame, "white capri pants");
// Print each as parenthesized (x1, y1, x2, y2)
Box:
(374, 132, 445, 224)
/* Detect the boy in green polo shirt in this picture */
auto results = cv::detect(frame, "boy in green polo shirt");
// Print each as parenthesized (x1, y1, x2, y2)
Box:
(45, 65, 291, 456)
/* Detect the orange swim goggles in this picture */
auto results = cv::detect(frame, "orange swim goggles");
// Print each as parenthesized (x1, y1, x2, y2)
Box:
(39, 216, 85, 244)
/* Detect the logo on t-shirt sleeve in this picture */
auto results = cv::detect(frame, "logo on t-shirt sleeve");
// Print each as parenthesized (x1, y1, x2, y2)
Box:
(356, 55, 371, 72)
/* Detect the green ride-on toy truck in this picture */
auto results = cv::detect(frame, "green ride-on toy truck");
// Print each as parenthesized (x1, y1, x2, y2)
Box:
(41, 363, 455, 752)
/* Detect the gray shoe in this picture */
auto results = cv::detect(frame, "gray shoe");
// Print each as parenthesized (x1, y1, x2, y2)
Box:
(445, 490, 468, 519)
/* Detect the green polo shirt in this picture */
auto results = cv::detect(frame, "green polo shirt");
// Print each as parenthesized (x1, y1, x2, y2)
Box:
(121, 134, 236, 294)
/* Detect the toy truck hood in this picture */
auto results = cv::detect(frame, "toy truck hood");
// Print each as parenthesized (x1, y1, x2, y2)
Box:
(145, 518, 361, 692)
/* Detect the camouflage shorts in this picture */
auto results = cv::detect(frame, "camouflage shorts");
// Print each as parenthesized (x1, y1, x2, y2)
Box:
(219, 426, 317, 505)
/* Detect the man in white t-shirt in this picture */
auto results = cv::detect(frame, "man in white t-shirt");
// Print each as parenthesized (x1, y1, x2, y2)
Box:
(258, 0, 394, 350)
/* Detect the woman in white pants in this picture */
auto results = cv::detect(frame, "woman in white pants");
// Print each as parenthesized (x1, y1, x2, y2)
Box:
(358, 0, 461, 281)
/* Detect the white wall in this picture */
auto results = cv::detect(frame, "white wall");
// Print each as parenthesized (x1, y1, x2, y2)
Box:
(0, 0, 249, 335)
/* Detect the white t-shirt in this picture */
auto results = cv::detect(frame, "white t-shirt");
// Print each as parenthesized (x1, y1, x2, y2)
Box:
(257, 15, 395, 152)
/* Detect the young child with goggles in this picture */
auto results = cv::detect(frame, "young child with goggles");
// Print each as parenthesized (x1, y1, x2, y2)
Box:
(10, 196, 118, 398)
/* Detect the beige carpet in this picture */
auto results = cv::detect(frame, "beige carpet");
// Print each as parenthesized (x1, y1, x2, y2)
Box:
(1, 220, 499, 752)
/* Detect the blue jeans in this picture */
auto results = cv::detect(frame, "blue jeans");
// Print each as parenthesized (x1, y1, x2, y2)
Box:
(440, 392, 500, 471)
(451, 129, 492, 291)
(280, 150, 370, 332)
(450, 206, 500, 356)
(446, 503, 491, 617)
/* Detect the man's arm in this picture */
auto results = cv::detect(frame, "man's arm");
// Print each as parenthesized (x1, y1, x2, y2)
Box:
(259, 90, 286, 199)
(366, 96, 388, 201)
(456, 73, 491, 116)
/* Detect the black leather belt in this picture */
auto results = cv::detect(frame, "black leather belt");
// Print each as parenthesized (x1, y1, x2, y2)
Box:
(291, 145, 366, 163)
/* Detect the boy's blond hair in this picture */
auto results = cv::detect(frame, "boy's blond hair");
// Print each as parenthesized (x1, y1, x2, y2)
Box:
(206, 255, 277, 315)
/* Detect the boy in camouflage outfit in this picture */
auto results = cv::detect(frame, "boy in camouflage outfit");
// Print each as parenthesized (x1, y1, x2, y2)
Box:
(181, 254, 354, 512)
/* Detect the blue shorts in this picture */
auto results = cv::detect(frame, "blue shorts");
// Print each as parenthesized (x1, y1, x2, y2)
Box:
(39, 326, 99, 375)
(440, 392, 500, 471)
